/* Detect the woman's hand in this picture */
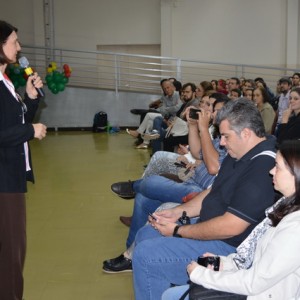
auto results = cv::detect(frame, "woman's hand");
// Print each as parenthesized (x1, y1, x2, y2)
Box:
(185, 107, 199, 126)
(26, 72, 43, 99)
(177, 144, 189, 155)
(187, 261, 199, 275)
(197, 110, 212, 131)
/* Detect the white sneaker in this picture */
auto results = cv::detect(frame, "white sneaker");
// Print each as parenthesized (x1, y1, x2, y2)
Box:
(143, 130, 160, 141)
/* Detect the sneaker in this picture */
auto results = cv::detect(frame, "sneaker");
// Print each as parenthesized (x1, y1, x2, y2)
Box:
(103, 254, 132, 273)
(143, 130, 160, 141)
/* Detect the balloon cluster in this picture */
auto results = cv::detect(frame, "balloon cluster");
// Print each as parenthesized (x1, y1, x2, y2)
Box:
(6, 63, 27, 89)
(45, 62, 72, 94)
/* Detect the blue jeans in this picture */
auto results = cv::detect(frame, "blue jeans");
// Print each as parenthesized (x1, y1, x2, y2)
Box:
(132, 224, 236, 300)
(162, 285, 189, 300)
(138, 175, 202, 203)
(126, 177, 202, 248)
(151, 116, 167, 154)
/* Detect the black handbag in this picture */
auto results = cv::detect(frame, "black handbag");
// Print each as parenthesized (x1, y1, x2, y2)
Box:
(179, 283, 247, 300)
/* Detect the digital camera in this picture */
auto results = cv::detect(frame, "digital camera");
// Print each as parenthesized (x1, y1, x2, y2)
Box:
(197, 256, 220, 271)
(189, 108, 201, 120)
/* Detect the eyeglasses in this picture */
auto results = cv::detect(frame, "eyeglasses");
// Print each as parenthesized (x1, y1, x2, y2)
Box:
(16, 93, 27, 114)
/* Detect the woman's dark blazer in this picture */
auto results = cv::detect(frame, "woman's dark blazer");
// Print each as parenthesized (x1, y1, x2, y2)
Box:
(0, 81, 40, 192)
(277, 113, 300, 144)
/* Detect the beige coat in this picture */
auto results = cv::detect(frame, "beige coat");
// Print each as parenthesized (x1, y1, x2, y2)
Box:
(190, 210, 300, 300)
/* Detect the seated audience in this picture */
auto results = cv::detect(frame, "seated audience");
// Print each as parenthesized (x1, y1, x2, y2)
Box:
(146, 82, 199, 153)
(253, 86, 275, 134)
(241, 79, 255, 96)
(217, 79, 228, 95)
(291, 72, 300, 87)
(254, 77, 275, 103)
(229, 88, 241, 100)
(277, 87, 300, 143)
(243, 88, 254, 101)
(210, 79, 218, 91)
(162, 139, 300, 300)
(195, 81, 214, 100)
(103, 97, 229, 273)
(126, 79, 182, 148)
(132, 99, 276, 300)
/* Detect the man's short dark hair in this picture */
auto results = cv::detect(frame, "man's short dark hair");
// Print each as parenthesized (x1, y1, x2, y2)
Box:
(230, 77, 240, 86)
(182, 82, 196, 93)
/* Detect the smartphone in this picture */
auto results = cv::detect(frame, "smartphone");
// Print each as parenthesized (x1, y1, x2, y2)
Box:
(148, 212, 157, 221)
(174, 161, 187, 168)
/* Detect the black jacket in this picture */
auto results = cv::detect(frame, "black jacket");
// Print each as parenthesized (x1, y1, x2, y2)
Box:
(277, 113, 300, 144)
(0, 81, 40, 192)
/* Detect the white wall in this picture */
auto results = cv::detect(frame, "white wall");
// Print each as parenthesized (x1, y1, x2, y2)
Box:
(1, 0, 299, 68)
(163, 0, 287, 67)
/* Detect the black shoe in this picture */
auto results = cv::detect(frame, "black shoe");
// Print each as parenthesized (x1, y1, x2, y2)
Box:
(119, 216, 132, 227)
(111, 181, 136, 199)
(103, 254, 132, 273)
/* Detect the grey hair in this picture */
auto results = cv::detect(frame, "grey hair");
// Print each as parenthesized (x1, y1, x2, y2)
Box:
(216, 97, 266, 137)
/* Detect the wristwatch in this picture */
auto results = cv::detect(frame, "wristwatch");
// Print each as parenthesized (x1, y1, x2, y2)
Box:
(173, 225, 182, 238)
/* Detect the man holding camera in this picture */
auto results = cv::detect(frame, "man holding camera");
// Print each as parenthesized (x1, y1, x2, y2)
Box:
(132, 99, 276, 300)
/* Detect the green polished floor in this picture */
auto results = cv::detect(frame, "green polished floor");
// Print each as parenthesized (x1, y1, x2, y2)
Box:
(24, 131, 150, 300)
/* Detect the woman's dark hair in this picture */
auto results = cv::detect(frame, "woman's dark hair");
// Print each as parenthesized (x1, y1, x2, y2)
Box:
(200, 81, 214, 92)
(268, 140, 300, 226)
(254, 77, 267, 88)
(0, 20, 17, 65)
(211, 79, 218, 90)
(254, 86, 270, 103)
(291, 87, 300, 97)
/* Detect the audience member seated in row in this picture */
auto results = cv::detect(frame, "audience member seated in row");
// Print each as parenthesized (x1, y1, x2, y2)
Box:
(162, 139, 300, 300)
(130, 78, 182, 122)
(144, 82, 199, 153)
(110, 143, 196, 201)
(195, 81, 214, 100)
(148, 91, 226, 154)
(243, 88, 254, 101)
(103, 97, 229, 273)
(126, 79, 182, 149)
(291, 72, 300, 87)
(241, 79, 255, 96)
(227, 77, 241, 98)
(131, 99, 276, 300)
(253, 86, 275, 134)
(277, 87, 300, 143)
(229, 88, 242, 100)
(274, 77, 292, 135)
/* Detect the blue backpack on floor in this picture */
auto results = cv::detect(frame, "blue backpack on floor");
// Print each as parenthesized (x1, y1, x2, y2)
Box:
(92, 111, 108, 132)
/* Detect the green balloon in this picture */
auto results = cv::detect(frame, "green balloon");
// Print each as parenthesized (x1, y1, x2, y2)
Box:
(45, 74, 53, 83)
(51, 86, 59, 94)
(57, 83, 65, 92)
(48, 82, 56, 90)
(62, 76, 69, 84)
(53, 72, 63, 83)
